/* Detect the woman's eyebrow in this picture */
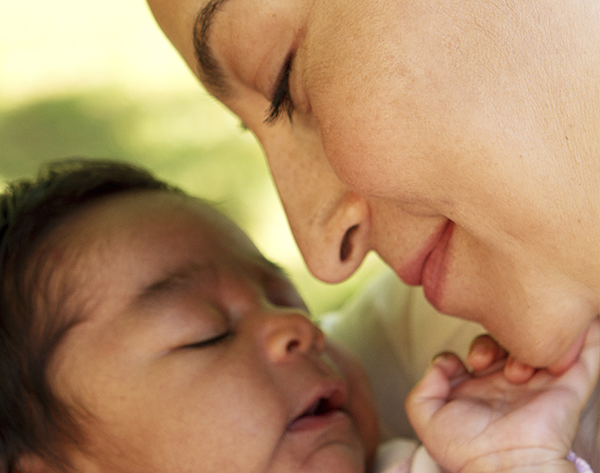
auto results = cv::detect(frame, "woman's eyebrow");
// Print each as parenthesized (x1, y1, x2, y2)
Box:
(193, 0, 233, 97)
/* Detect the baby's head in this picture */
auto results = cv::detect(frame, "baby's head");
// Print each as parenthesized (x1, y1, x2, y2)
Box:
(0, 160, 378, 473)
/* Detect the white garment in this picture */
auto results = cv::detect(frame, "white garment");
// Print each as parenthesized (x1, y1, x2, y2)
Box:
(371, 439, 441, 473)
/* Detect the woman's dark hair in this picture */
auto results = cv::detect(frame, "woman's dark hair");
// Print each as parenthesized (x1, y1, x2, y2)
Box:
(0, 159, 180, 472)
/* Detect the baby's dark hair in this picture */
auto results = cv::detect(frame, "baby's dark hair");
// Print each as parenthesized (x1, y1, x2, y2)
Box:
(0, 159, 180, 472)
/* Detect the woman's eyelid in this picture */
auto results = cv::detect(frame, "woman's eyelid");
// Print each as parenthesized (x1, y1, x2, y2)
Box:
(272, 53, 294, 100)
(265, 53, 295, 125)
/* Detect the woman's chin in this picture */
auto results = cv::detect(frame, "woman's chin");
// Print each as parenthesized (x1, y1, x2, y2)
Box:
(546, 328, 589, 375)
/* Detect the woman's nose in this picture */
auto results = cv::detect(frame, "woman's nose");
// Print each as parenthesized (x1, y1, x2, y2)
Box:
(261, 310, 326, 363)
(290, 192, 372, 284)
(262, 128, 372, 284)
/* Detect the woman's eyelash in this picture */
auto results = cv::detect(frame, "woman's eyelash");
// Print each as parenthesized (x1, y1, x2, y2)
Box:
(182, 331, 231, 349)
(265, 54, 295, 125)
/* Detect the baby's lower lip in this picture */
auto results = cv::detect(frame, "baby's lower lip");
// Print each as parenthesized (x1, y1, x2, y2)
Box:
(287, 410, 348, 433)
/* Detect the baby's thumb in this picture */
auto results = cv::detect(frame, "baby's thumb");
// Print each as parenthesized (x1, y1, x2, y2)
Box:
(405, 353, 467, 434)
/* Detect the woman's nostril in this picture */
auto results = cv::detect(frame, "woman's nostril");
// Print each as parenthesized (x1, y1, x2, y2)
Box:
(339, 225, 359, 262)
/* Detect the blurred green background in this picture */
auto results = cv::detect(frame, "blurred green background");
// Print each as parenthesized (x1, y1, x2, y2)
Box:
(0, 0, 385, 316)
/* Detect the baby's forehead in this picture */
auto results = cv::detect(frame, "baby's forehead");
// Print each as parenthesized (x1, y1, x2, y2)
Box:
(49, 189, 278, 288)
(36, 190, 286, 325)
(55, 190, 249, 248)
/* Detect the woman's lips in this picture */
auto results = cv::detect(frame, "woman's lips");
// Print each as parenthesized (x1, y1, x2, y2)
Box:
(421, 220, 454, 307)
(398, 220, 453, 287)
(396, 220, 454, 310)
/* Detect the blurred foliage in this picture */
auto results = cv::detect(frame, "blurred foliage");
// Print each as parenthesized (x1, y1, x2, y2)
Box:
(0, 89, 385, 315)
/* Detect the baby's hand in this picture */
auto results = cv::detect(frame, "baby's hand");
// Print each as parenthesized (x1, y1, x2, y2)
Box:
(405, 318, 599, 473)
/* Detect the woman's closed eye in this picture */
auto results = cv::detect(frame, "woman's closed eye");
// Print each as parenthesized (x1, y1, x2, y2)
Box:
(182, 331, 231, 349)
(265, 53, 295, 124)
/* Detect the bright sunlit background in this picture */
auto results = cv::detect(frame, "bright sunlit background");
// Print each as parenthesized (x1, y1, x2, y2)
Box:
(0, 0, 385, 315)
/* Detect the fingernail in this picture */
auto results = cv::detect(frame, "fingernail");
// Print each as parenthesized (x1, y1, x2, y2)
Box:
(471, 343, 489, 357)
(430, 352, 452, 366)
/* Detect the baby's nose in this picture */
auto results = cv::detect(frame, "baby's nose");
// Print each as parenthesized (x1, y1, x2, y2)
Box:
(261, 311, 325, 363)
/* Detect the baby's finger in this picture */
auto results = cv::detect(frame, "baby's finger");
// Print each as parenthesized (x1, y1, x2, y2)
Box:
(406, 353, 468, 429)
(468, 335, 537, 383)
(431, 352, 471, 389)
(467, 334, 507, 371)
(503, 355, 536, 384)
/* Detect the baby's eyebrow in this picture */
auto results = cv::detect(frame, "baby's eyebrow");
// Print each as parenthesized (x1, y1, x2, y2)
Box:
(132, 256, 289, 311)
(193, 0, 233, 97)
(135, 263, 218, 305)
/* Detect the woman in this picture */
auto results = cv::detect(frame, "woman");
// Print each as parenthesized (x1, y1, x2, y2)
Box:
(146, 0, 599, 466)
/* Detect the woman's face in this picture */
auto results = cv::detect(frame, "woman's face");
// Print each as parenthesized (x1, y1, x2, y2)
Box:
(44, 192, 379, 473)
(147, 0, 600, 368)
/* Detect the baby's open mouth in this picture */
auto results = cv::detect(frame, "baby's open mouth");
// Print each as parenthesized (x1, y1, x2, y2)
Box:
(287, 384, 347, 432)
(298, 397, 337, 419)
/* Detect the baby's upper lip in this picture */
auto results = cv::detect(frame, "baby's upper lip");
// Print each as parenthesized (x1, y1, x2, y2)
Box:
(287, 379, 348, 429)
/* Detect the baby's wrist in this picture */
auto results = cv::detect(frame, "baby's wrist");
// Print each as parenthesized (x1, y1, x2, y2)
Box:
(460, 450, 579, 473)
(462, 463, 577, 473)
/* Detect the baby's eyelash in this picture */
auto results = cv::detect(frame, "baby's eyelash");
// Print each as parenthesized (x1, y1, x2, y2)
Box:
(265, 54, 295, 125)
(182, 331, 231, 349)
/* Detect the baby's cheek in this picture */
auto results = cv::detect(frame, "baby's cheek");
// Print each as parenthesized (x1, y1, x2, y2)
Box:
(323, 341, 380, 460)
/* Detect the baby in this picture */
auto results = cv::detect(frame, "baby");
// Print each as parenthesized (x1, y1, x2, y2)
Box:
(0, 159, 596, 473)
